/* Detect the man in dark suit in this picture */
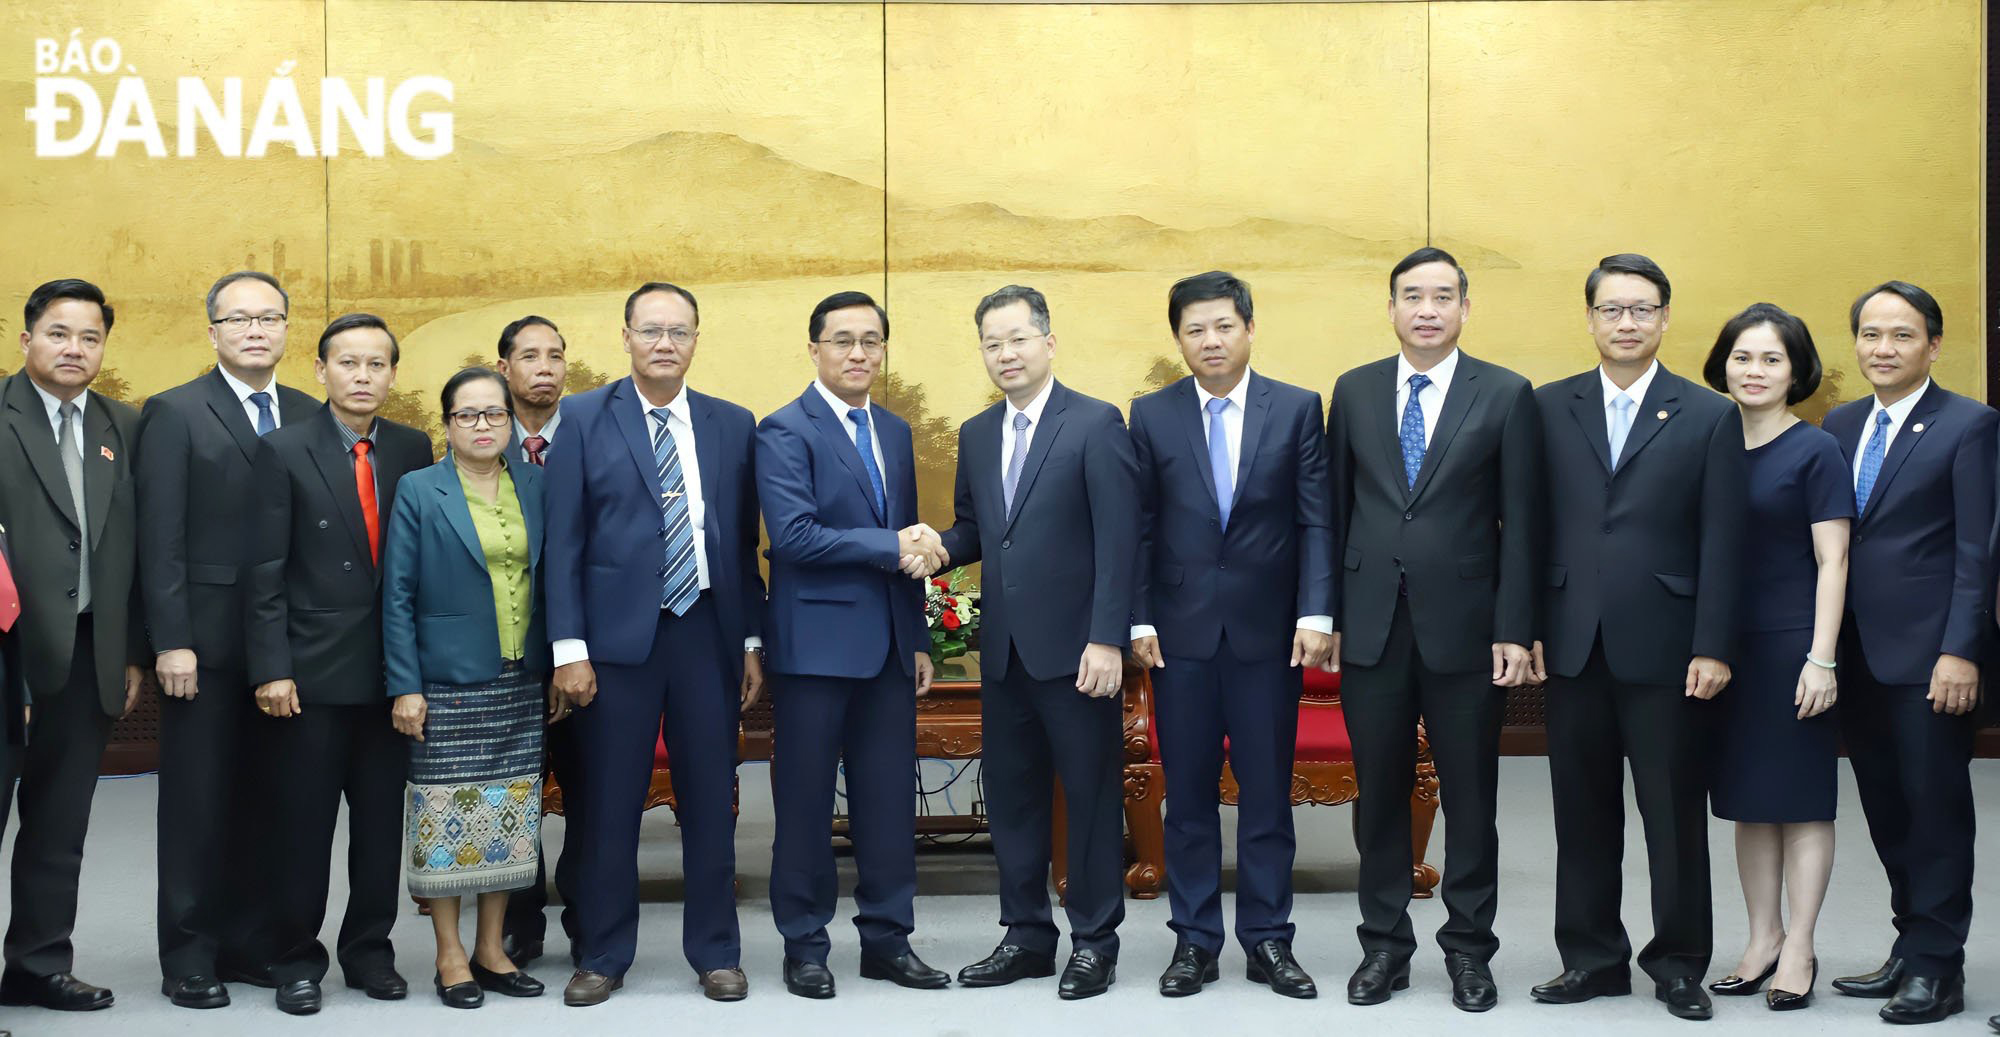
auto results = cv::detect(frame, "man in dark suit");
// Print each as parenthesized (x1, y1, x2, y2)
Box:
(0, 279, 146, 1013)
(1128, 272, 1330, 1001)
(543, 283, 765, 1006)
(245, 313, 432, 1015)
(137, 271, 318, 1008)
(757, 290, 949, 1000)
(1324, 250, 1539, 1013)
(938, 285, 1138, 1001)
(1820, 281, 1993, 1025)
(1529, 254, 1744, 1022)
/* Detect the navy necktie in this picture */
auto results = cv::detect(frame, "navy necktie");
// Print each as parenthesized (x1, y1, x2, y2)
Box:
(649, 408, 699, 615)
(848, 407, 888, 520)
(1855, 409, 1891, 512)
(1399, 373, 1431, 490)
(249, 391, 276, 436)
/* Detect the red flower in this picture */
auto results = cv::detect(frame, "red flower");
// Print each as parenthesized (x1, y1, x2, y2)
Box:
(943, 596, 957, 608)
(941, 611, 961, 631)
(932, 578, 948, 588)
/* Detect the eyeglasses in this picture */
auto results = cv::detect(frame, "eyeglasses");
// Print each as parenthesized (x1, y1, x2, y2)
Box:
(820, 335, 885, 355)
(626, 325, 695, 346)
(1590, 303, 1663, 325)
(449, 408, 511, 429)
(980, 333, 1046, 354)
(214, 313, 288, 332)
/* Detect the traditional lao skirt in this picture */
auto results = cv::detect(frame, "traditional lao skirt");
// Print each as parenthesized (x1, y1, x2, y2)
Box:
(404, 661, 544, 897)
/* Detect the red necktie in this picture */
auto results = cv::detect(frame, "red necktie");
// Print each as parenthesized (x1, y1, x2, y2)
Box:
(353, 439, 380, 564)
(0, 545, 17, 633)
(523, 435, 548, 466)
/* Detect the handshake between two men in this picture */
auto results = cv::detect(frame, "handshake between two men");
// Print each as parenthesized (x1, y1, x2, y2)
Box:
(898, 522, 950, 578)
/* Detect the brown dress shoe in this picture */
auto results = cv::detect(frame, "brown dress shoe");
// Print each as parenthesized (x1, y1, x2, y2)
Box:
(699, 968, 749, 1002)
(563, 970, 622, 1007)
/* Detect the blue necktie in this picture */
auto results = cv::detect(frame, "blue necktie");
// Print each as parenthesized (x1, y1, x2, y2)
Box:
(1855, 409, 1891, 512)
(249, 391, 276, 436)
(848, 407, 888, 520)
(1207, 397, 1233, 529)
(649, 408, 699, 615)
(1003, 410, 1030, 516)
(1607, 393, 1635, 471)
(1399, 373, 1431, 490)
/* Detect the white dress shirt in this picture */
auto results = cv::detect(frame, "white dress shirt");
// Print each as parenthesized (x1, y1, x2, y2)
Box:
(216, 365, 283, 433)
(30, 378, 86, 458)
(1599, 359, 1661, 454)
(1131, 369, 1331, 642)
(513, 407, 561, 464)
(813, 377, 889, 482)
(1000, 376, 1056, 490)
(1395, 348, 1460, 450)
(1852, 379, 1931, 487)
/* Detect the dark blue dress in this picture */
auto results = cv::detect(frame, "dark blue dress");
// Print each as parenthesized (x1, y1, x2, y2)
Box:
(1710, 421, 1854, 822)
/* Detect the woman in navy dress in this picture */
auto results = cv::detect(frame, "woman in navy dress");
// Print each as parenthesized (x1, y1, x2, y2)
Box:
(1702, 304, 1851, 1011)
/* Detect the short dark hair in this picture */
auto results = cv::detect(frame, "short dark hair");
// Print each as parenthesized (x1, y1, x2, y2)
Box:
(317, 312, 400, 364)
(973, 285, 1051, 334)
(1702, 302, 1823, 406)
(25, 278, 113, 334)
(1168, 271, 1253, 332)
(1848, 280, 1943, 340)
(1585, 253, 1671, 307)
(624, 282, 699, 329)
(497, 314, 565, 360)
(204, 271, 288, 322)
(1389, 247, 1468, 297)
(809, 290, 889, 341)
(439, 365, 514, 418)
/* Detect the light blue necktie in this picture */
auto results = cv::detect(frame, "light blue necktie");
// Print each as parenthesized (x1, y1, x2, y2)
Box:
(1855, 409, 1891, 512)
(848, 407, 888, 520)
(1607, 393, 1635, 471)
(649, 408, 699, 615)
(249, 391, 276, 436)
(1003, 410, 1030, 516)
(1207, 397, 1233, 530)
(1399, 373, 1431, 490)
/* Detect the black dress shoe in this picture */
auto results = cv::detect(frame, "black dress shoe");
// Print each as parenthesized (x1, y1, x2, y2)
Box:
(1833, 957, 1905, 999)
(1879, 973, 1965, 1025)
(217, 960, 276, 989)
(501, 934, 544, 968)
(471, 960, 545, 997)
(345, 966, 408, 1000)
(1445, 952, 1497, 1013)
(274, 979, 320, 1016)
(1531, 967, 1632, 1004)
(1346, 951, 1410, 1006)
(783, 957, 835, 1000)
(435, 972, 484, 1009)
(1708, 957, 1778, 995)
(1158, 941, 1218, 997)
(958, 944, 1057, 987)
(1246, 940, 1317, 999)
(860, 950, 950, 989)
(0, 971, 114, 1011)
(1058, 950, 1116, 1000)
(1656, 977, 1713, 1020)
(162, 975, 230, 1009)
(1987, 1010, 1999, 1033)
(1766, 959, 1816, 1011)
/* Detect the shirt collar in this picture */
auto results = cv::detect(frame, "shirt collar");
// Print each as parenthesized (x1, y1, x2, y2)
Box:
(1395, 350, 1460, 394)
(812, 377, 871, 420)
(29, 378, 85, 425)
(216, 364, 276, 404)
(1870, 378, 1932, 427)
(636, 382, 690, 426)
(1599, 359, 1660, 408)
(1195, 369, 1253, 413)
(1009, 376, 1057, 426)
(518, 405, 560, 442)
(334, 413, 377, 448)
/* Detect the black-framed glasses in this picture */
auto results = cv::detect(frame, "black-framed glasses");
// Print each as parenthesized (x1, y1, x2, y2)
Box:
(214, 313, 288, 332)
(449, 408, 511, 429)
(1590, 303, 1662, 324)
(626, 325, 695, 346)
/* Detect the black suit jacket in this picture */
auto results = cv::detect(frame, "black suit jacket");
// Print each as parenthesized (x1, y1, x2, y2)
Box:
(1822, 383, 1996, 685)
(137, 369, 318, 672)
(1536, 365, 1746, 684)
(1327, 353, 1541, 673)
(244, 407, 432, 703)
(1130, 372, 1332, 662)
(0, 371, 145, 714)
(938, 380, 1137, 682)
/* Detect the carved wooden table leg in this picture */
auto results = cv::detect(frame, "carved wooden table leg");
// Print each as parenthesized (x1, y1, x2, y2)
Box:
(1122, 762, 1166, 899)
(1408, 723, 1442, 899)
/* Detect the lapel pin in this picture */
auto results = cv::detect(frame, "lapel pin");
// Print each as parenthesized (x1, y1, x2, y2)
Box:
(1911, 422, 1925, 433)
(1656, 410, 1669, 420)
(100, 445, 114, 461)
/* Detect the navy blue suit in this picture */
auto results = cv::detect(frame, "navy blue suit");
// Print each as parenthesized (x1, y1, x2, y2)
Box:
(1130, 372, 1329, 956)
(757, 383, 926, 964)
(1823, 382, 1995, 978)
(938, 380, 1137, 958)
(544, 378, 762, 976)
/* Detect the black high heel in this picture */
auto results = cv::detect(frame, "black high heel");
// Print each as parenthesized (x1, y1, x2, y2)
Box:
(1708, 957, 1779, 995)
(1766, 959, 1817, 1011)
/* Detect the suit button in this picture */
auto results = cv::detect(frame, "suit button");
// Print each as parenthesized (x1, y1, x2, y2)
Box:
(318, 519, 329, 529)
(1001, 540, 1011, 550)
(658, 567, 668, 577)
(1403, 512, 1413, 521)
(1601, 523, 1612, 534)
(68, 540, 79, 551)
(342, 561, 354, 571)
(1219, 561, 1227, 569)
(67, 588, 77, 598)
(1854, 533, 1864, 544)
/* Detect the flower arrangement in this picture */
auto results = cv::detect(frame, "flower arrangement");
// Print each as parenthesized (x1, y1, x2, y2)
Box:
(924, 571, 980, 661)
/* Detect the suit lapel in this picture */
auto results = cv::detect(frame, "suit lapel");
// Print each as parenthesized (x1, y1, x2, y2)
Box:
(203, 368, 262, 464)
(1004, 382, 1069, 534)
(878, 412, 911, 522)
(1614, 368, 1680, 472)
(1175, 379, 1221, 519)
(1232, 375, 1270, 508)
(1567, 374, 1614, 475)
(3, 375, 80, 531)
(306, 408, 375, 566)
(801, 385, 885, 523)
(433, 467, 484, 567)
(278, 384, 318, 426)
(518, 465, 544, 570)
(1370, 361, 1413, 499)
(1861, 384, 1942, 523)
(610, 378, 663, 502)
(690, 391, 722, 556)
(82, 392, 116, 550)
(1407, 359, 1481, 505)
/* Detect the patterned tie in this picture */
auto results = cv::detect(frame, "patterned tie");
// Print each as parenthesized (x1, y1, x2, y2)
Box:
(1207, 397, 1234, 529)
(1003, 411, 1031, 516)
(522, 435, 548, 466)
(1399, 373, 1431, 491)
(352, 438, 379, 564)
(249, 391, 276, 436)
(0, 542, 17, 633)
(1607, 393, 1635, 471)
(58, 402, 90, 612)
(1855, 409, 1892, 512)
(650, 408, 700, 615)
(848, 407, 888, 520)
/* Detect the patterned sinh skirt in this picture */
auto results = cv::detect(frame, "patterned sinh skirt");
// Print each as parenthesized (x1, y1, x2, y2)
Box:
(405, 661, 545, 898)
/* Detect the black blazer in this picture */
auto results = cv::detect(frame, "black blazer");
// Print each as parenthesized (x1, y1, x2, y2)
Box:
(938, 380, 1138, 682)
(0, 372, 145, 714)
(1822, 382, 1996, 685)
(137, 368, 319, 673)
(1327, 353, 1541, 673)
(1536, 365, 1746, 684)
(1130, 372, 1332, 662)
(244, 406, 432, 703)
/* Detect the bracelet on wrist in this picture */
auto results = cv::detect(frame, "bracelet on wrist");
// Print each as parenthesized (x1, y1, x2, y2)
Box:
(1805, 653, 1837, 670)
